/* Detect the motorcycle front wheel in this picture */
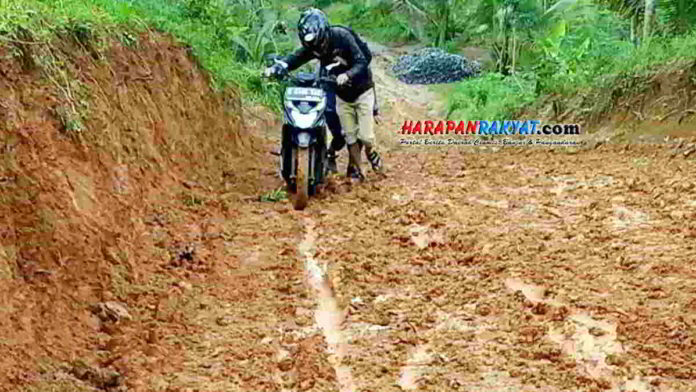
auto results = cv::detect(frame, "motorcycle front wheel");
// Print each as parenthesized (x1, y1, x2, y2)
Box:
(291, 147, 309, 210)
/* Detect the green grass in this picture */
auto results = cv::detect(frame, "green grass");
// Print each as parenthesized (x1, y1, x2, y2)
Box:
(0, 0, 122, 42)
(447, 31, 696, 120)
(91, 0, 290, 107)
(446, 72, 537, 120)
(260, 187, 288, 202)
(0, 0, 297, 108)
(538, 30, 696, 96)
(605, 31, 696, 73)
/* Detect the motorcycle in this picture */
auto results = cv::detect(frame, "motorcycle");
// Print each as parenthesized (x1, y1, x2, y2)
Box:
(263, 57, 339, 210)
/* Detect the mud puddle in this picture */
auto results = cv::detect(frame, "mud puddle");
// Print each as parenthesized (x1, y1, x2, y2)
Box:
(299, 217, 356, 392)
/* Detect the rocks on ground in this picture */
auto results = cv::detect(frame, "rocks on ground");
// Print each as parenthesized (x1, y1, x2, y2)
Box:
(91, 301, 132, 323)
(392, 47, 481, 85)
(70, 360, 124, 390)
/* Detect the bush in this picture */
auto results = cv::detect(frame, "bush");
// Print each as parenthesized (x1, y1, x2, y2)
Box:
(447, 72, 537, 120)
(446, 1, 696, 120)
(325, 1, 422, 44)
(93, 0, 297, 108)
(0, 0, 301, 108)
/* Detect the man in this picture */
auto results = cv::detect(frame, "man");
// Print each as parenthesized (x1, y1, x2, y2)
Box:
(264, 8, 384, 181)
(315, 63, 381, 175)
(315, 63, 381, 174)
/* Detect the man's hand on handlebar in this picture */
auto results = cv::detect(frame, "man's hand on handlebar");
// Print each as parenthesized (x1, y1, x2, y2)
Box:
(262, 61, 288, 79)
(336, 73, 349, 86)
(262, 66, 280, 78)
(318, 75, 338, 84)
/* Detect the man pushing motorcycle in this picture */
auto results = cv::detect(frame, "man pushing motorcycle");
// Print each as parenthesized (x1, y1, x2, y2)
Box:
(264, 8, 385, 181)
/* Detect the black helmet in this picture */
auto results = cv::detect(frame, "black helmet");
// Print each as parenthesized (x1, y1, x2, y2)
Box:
(298, 8, 330, 52)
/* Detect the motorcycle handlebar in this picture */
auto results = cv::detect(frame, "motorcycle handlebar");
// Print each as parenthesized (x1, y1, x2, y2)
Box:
(260, 72, 341, 86)
(318, 76, 338, 85)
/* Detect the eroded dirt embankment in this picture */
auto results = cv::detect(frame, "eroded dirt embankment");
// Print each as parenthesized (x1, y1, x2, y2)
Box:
(0, 32, 271, 390)
(527, 60, 696, 146)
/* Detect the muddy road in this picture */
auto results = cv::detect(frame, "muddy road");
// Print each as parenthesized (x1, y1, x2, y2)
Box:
(133, 46, 696, 392)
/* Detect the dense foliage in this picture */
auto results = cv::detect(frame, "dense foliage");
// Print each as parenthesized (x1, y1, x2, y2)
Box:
(320, 0, 695, 119)
(0, 0, 694, 117)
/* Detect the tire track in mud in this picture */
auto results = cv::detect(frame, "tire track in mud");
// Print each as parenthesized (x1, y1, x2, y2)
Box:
(125, 203, 343, 392)
(298, 217, 357, 392)
(398, 344, 432, 390)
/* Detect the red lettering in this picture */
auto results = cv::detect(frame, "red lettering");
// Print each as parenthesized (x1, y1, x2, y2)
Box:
(424, 121, 434, 135)
(467, 121, 478, 134)
(413, 121, 422, 134)
(401, 120, 413, 134)
(434, 121, 444, 134)
(455, 121, 466, 134)
(446, 121, 456, 134)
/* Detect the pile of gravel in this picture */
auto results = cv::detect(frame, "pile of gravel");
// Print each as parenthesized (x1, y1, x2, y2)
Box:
(392, 48, 481, 84)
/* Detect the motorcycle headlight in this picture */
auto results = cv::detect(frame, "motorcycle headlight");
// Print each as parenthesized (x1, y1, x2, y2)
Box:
(291, 109, 319, 129)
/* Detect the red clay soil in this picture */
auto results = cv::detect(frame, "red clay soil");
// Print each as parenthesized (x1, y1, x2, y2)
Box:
(0, 32, 276, 390)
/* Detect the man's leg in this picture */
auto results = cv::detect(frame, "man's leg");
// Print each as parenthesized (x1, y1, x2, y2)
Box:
(337, 96, 363, 180)
(355, 89, 385, 175)
(324, 89, 343, 174)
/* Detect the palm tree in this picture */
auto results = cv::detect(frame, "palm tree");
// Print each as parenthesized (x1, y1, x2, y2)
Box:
(593, 0, 669, 46)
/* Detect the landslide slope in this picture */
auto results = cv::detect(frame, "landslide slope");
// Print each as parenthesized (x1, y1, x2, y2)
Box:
(0, 31, 264, 390)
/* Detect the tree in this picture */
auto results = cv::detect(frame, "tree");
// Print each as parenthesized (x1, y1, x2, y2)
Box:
(474, 0, 538, 74)
(643, 0, 654, 44)
(391, 0, 465, 47)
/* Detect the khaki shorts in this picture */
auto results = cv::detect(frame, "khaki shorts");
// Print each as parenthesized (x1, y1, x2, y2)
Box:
(337, 88, 375, 146)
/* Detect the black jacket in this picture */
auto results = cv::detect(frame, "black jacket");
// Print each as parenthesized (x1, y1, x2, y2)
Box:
(283, 26, 374, 103)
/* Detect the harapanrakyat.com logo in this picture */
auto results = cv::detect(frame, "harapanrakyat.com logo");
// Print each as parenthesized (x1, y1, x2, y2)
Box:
(397, 120, 583, 146)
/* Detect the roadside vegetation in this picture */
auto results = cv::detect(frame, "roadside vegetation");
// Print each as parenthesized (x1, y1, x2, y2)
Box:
(1, 0, 695, 121)
(318, 0, 696, 122)
(0, 0, 308, 110)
